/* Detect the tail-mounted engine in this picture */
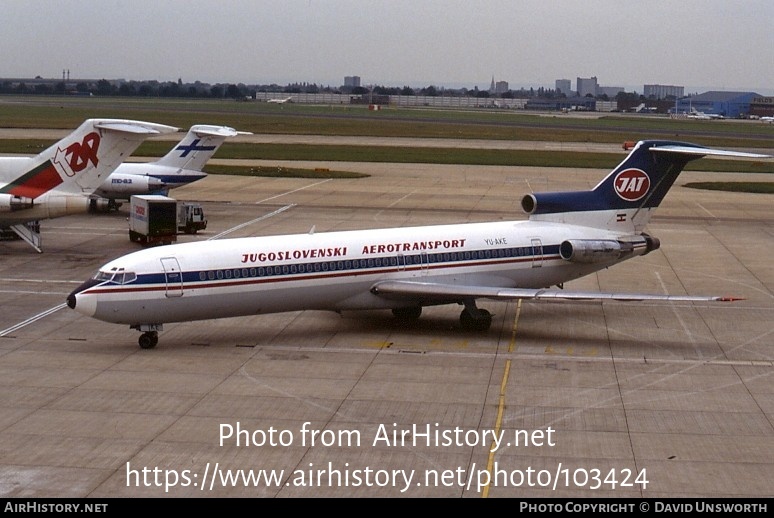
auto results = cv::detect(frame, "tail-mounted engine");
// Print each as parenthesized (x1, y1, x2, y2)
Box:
(559, 234, 660, 264)
(104, 173, 164, 195)
(521, 191, 599, 215)
(0, 194, 33, 212)
(88, 198, 119, 213)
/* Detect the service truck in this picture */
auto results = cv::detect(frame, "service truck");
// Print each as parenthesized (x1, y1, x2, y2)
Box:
(177, 201, 207, 234)
(129, 196, 208, 245)
(129, 195, 178, 245)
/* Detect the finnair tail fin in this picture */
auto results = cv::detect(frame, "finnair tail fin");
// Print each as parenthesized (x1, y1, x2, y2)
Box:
(153, 125, 249, 171)
(521, 140, 770, 231)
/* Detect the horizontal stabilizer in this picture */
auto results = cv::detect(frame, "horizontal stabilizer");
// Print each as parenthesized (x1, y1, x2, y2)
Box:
(190, 125, 253, 138)
(650, 145, 771, 159)
(94, 120, 179, 135)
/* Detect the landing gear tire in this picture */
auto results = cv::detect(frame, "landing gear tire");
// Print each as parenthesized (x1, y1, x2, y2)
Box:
(392, 306, 422, 321)
(139, 331, 159, 349)
(460, 308, 492, 331)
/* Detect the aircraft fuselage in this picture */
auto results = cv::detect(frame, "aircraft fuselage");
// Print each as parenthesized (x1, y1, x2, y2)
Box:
(70, 218, 639, 325)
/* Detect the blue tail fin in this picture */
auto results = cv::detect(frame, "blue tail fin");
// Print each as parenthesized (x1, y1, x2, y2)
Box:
(521, 140, 770, 231)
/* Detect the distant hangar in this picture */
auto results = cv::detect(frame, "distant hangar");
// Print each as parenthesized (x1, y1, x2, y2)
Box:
(672, 91, 771, 119)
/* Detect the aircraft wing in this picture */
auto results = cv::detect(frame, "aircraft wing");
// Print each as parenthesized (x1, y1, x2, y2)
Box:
(370, 280, 741, 303)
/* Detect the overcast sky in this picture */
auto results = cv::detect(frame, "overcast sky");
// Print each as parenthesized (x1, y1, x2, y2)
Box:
(2, 0, 772, 94)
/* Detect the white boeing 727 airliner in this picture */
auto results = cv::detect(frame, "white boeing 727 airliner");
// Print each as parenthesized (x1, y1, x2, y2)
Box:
(67, 140, 771, 348)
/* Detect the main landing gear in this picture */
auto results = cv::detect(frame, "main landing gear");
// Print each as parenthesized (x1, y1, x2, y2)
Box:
(391, 300, 493, 331)
(392, 306, 423, 322)
(131, 324, 163, 349)
(459, 300, 493, 331)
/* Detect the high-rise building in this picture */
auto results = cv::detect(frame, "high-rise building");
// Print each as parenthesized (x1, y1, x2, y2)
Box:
(555, 79, 572, 95)
(344, 76, 361, 88)
(577, 77, 598, 97)
(488, 77, 508, 95)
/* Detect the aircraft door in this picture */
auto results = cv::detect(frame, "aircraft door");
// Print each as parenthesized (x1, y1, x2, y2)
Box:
(160, 257, 183, 297)
(396, 253, 406, 271)
(531, 238, 543, 268)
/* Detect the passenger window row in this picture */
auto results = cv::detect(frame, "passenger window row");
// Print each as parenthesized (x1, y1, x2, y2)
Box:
(193, 246, 537, 282)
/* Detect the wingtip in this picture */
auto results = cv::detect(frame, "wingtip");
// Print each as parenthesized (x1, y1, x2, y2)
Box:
(719, 296, 745, 302)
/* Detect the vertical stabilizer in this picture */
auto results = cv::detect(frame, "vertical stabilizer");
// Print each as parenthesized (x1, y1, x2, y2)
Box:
(0, 119, 179, 198)
(521, 140, 770, 231)
(153, 125, 246, 171)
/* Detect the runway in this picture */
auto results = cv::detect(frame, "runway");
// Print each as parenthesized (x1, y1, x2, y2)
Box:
(1, 152, 773, 497)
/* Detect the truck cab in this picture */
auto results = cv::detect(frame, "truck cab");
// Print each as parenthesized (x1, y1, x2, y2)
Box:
(178, 202, 207, 234)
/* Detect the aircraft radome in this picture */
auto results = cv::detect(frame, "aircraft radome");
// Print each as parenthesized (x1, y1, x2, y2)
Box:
(66, 140, 771, 349)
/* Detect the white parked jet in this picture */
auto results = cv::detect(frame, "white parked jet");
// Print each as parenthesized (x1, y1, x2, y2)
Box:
(67, 140, 770, 348)
(1, 118, 178, 252)
(90, 124, 250, 211)
(267, 96, 293, 104)
(687, 108, 723, 120)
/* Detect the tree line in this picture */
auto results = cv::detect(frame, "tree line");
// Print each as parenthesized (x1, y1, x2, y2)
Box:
(0, 77, 649, 104)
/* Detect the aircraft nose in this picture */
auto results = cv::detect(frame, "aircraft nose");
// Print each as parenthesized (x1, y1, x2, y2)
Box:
(66, 278, 102, 314)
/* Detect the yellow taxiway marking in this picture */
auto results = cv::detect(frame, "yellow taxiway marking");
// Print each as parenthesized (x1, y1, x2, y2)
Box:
(482, 300, 522, 498)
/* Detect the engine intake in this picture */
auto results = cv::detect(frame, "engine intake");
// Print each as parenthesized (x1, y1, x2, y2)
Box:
(521, 194, 537, 214)
(88, 198, 117, 213)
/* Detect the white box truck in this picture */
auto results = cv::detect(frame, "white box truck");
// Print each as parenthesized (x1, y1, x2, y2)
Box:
(129, 195, 178, 246)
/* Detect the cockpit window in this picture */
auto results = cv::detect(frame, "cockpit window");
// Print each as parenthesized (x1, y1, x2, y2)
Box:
(110, 272, 137, 284)
(94, 271, 114, 282)
(93, 268, 137, 284)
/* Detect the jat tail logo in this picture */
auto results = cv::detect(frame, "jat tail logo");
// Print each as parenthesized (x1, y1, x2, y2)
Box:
(614, 169, 650, 201)
(53, 132, 101, 177)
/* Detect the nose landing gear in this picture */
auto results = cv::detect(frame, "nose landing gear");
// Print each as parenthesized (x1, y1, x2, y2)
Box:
(131, 324, 163, 349)
(138, 331, 159, 349)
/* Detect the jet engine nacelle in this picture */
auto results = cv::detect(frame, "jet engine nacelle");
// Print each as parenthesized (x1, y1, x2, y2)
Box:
(37, 194, 91, 219)
(559, 235, 660, 264)
(0, 193, 34, 212)
(88, 198, 115, 213)
(102, 173, 164, 195)
(521, 192, 591, 215)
